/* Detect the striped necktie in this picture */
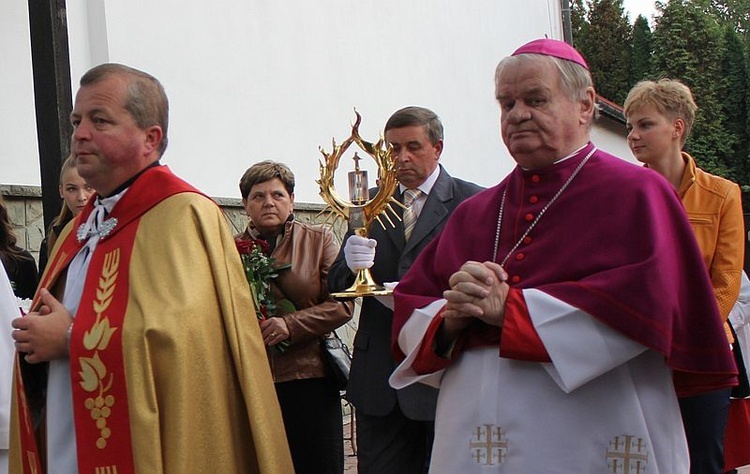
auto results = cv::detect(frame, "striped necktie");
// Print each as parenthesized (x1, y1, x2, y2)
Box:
(403, 188, 422, 241)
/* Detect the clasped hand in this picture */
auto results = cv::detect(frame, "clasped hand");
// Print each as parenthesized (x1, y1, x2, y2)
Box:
(11, 288, 73, 363)
(441, 261, 509, 337)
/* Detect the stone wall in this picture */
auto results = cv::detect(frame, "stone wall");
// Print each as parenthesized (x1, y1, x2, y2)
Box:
(1, 184, 346, 262)
(3, 185, 360, 428)
(0, 184, 45, 262)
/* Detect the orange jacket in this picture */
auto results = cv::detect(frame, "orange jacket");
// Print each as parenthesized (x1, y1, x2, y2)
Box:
(678, 152, 744, 342)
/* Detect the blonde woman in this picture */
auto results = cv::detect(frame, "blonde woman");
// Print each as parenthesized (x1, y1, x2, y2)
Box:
(38, 154, 94, 275)
(625, 78, 744, 474)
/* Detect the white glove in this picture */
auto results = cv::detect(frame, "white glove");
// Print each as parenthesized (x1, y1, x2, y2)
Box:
(344, 235, 377, 272)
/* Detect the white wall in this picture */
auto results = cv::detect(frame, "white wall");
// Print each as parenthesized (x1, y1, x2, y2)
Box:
(1, 2, 38, 187)
(2, 0, 634, 202)
(592, 115, 635, 163)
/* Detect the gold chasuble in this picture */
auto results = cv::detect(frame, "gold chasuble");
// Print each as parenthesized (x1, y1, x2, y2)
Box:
(9, 166, 292, 473)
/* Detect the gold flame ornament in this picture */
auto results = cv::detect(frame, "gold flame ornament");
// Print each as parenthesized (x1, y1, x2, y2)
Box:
(318, 110, 403, 298)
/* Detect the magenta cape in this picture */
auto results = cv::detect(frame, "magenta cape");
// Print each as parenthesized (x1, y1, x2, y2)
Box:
(393, 144, 737, 394)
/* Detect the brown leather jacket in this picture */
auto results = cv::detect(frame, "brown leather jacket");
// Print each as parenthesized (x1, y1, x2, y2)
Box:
(238, 220, 353, 383)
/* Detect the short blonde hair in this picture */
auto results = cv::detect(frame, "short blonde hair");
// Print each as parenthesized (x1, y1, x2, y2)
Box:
(624, 79, 697, 145)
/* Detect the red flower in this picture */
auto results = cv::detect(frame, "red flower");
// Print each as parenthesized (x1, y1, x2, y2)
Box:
(256, 239, 271, 254)
(235, 238, 257, 255)
(234, 236, 291, 352)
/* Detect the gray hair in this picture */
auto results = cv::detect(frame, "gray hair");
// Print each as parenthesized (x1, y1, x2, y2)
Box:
(495, 54, 597, 126)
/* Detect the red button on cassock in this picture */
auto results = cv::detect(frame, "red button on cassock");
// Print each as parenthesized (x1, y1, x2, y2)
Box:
(523, 236, 532, 244)
(515, 253, 525, 261)
(511, 275, 521, 283)
(525, 213, 534, 222)
(529, 195, 539, 204)
(531, 175, 540, 183)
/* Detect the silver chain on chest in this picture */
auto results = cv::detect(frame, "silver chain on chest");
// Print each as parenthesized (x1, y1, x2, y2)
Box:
(492, 148, 596, 266)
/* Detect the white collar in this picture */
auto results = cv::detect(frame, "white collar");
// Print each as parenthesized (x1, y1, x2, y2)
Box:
(399, 164, 441, 196)
(553, 143, 589, 165)
(519, 144, 590, 171)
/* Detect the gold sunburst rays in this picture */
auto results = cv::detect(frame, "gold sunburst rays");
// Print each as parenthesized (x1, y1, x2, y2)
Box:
(317, 110, 401, 297)
(317, 110, 401, 233)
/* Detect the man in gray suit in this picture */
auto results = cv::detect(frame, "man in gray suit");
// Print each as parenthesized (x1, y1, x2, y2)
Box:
(328, 106, 482, 473)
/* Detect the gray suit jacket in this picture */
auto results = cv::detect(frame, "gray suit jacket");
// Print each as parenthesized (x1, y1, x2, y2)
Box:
(328, 165, 482, 419)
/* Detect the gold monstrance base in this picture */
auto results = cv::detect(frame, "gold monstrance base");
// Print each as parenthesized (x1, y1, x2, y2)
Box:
(330, 269, 391, 299)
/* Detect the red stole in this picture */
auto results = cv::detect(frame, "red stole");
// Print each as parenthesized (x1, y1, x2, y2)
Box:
(14, 165, 201, 473)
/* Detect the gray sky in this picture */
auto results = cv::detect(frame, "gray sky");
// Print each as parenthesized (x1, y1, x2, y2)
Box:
(622, 0, 659, 23)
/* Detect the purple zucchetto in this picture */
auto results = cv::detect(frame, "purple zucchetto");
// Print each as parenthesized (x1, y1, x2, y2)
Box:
(512, 38, 589, 70)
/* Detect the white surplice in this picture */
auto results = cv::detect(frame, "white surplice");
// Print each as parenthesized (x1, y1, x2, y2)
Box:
(391, 289, 689, 473)
(729, 271, 750, 376)
(1, 266, 18, 474)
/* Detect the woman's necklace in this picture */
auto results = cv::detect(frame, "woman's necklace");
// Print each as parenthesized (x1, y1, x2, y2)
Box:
(492, 147, 596, 266)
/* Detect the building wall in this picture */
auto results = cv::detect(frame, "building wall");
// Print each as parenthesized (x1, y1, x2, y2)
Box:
(591, 113, 637, 163)
(2, 0, 625, 366)
(2, 0, 564, 203)
(1, 185, 44, 264)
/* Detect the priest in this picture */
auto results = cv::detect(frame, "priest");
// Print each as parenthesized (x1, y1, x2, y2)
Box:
(9, 64, 292, 473)
(390, 39, 737, 472)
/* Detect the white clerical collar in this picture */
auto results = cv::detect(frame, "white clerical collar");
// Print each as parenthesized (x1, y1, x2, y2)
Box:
(553, 143, 589, 165)
(399, 164, 441, 196)
(519, 144, 590, 171)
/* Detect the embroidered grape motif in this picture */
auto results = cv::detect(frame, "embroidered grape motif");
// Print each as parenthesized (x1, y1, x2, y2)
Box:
(85, 395, 115, 448)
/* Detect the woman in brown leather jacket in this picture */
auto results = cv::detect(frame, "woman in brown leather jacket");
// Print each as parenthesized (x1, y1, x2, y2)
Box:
(237, 160, 353, 473)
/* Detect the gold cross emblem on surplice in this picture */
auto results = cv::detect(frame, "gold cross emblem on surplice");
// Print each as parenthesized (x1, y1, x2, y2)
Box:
(606, 435, 649, 473)
(469, 424, 509, 465)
